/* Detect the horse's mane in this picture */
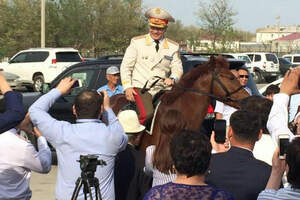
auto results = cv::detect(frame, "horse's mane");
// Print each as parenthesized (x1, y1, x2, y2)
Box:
(161, 56, 229, 105)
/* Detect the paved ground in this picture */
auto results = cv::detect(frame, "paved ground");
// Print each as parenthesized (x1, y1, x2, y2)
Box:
(30, 166, 57, 200)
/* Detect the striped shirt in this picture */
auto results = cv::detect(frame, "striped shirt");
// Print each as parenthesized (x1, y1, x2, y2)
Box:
(258, 185, 300, 200)
(145, 145, 176, 187)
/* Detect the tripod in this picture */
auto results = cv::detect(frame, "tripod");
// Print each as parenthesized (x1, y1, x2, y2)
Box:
(71, 171, 102, 200)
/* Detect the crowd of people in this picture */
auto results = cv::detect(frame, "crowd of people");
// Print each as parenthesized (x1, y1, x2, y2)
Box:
(1, 6, 300, 200)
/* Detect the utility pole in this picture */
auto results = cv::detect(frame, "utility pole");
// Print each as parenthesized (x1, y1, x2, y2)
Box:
(41, 0, 45, 48)
(276, 15, 280, 54)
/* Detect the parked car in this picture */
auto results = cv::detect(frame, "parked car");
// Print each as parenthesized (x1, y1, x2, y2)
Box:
(221, 53, 252, 71)
(282, 54, 300, 67)
(0, 48, 83, 92)
(1, 71, 24, 91)
(245, 52, 280, 83)
(278, 57, 292, 76)
(0, 54, 259, 163)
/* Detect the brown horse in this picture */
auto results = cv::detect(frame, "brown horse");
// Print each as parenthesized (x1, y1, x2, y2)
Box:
(110, 56, 249, 152)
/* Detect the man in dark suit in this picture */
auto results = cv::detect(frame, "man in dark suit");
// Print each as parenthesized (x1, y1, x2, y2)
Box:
(206, 110, 271, 200)
(0, 71, 26, 133)
(115, 110, 152, 200)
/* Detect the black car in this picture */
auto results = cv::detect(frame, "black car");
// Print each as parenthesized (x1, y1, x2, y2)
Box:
(1, 53, 259, 163)
(278, 57, 292, 76)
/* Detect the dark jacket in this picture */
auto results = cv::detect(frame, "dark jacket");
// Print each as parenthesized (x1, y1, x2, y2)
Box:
(0, 91, 25, 133)
(205, 146, 271, 200)
(114, 144, 152, 200)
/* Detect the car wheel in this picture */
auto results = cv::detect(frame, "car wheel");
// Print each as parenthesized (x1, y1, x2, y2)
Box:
(33, 75, 44, 92)
(253, 71, 263, 83)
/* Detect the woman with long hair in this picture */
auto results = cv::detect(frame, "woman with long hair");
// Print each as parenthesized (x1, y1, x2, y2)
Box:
(144, 109, 187, 186)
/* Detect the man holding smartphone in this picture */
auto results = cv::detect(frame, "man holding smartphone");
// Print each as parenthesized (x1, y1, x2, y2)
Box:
(29, 77, 128, 200)
(206, 110, 271, 200)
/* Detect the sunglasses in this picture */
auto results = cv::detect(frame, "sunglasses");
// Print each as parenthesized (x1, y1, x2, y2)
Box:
(239, 75, 249, 78)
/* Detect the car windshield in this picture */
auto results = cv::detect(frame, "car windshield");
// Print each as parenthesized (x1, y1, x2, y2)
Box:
(56, 52, 81, 62)
(237, 56, 251, 63)
(266, 54, 278, 64)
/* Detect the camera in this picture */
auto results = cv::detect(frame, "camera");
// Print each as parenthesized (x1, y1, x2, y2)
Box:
(78, 154, 106, 173)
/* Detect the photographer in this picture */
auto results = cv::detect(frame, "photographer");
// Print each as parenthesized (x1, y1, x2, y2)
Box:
(258, 139, 300, 199)
(266, 68, 299, 144)
(0, 71, 26, 133)
(29, 77, 128, 200)
(0, 116, 51, 200)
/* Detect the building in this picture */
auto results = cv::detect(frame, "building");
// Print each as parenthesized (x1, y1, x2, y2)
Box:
(256, 25, 300, 43)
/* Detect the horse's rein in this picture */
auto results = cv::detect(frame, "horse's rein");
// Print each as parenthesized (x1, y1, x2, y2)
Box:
(174, 68, 245, 103)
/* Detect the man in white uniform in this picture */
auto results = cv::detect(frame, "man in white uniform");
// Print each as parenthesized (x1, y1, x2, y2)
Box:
(120, 7, 183, 124)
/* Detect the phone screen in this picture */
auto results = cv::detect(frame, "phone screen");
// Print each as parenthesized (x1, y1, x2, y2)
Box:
(279, 138, 289, 157)
(214, 119, 226, 144)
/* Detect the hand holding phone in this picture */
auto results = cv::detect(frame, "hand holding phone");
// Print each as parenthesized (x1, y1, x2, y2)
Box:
(71, 79, 82, 88)
(278, 134, 290, 159)
(213, 119, 227, 144)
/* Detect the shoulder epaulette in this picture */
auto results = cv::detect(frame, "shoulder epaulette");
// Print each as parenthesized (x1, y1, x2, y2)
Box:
(133, 35, 147, 40)
(166, 38, 179, 46)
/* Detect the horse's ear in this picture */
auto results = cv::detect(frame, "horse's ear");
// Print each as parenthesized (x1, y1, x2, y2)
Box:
(215, 55, 229, 69)
(208, 55, 216, 67)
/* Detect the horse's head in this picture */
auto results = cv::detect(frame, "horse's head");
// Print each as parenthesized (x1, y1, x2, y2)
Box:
(205, 55, 249, 108)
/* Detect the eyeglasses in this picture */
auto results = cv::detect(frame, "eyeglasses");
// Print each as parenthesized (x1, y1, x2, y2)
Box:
(239, 75, 249, 79)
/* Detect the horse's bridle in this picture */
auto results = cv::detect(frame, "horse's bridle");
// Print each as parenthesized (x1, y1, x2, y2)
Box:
(141, 68, 245, 103)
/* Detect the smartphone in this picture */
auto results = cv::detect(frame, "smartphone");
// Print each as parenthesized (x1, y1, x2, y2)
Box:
(213, 119, 227, 144)
(71, 79, 82, 88)
(278, 134, 290, 159)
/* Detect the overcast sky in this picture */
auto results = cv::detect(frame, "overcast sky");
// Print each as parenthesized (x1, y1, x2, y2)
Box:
(142, 0, 300, 33)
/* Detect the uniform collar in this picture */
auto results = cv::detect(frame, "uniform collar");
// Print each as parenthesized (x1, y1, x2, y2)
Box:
(146, 34, 169, 49)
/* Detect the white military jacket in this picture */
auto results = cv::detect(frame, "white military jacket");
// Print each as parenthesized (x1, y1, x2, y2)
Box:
(120, 34, 183, 96)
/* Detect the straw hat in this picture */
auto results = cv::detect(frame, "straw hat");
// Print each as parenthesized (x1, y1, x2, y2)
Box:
(118, 110, 145, 133)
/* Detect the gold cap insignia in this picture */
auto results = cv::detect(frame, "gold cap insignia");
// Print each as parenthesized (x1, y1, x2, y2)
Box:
(155, 8, 161, 14)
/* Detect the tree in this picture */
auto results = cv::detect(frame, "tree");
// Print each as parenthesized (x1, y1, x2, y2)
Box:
(197, 0, 237, 52)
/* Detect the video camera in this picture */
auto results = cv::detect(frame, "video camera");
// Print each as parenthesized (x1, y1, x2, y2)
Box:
(78, 154, 106, 173)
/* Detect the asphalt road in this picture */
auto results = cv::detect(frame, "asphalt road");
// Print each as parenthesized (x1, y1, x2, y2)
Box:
(30, 166, 57, 200)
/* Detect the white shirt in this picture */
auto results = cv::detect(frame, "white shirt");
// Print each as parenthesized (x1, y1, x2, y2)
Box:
(0, 129, 51, 200)
(144, 145, 176, 187)
(253, 134, 276, 165)
(267, 93, 295, 144)
(214, 101, 237, 126)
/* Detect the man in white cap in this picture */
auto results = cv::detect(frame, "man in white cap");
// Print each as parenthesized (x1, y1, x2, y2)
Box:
(120, 7, 183, 124)
(97, 65, 124, 97)
(114, 110, 152, 200)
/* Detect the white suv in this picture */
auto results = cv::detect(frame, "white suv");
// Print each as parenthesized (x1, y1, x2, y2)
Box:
(245, 52, 280, 83)
(0, 48, 83, 91)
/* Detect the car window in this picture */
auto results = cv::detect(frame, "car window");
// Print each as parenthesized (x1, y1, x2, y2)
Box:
(247, 54, 254, 61)
(25, 52, 49, 62)
(293, 56, 300, 63)
(254, 55, 261, 62)
(60, 69, 95, 96)
(266, 54, 278, 64)
(56, 52, 81, 62)
(10, 53, 27, 63)
(284, 56, 292, 62)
